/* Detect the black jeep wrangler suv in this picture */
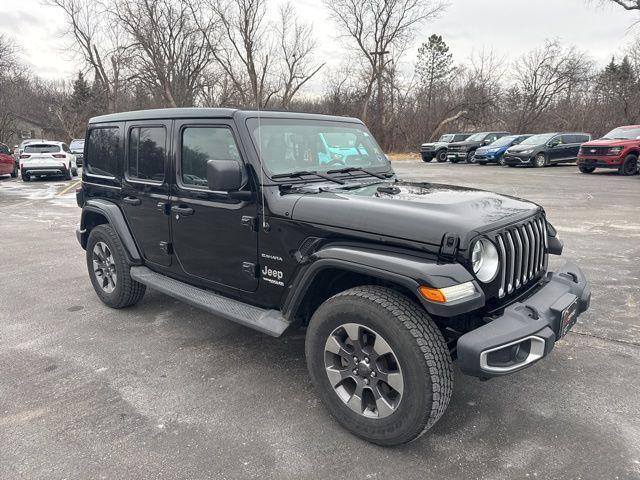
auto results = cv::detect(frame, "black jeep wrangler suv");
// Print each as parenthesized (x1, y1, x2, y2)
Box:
(76, 108, 590, 446)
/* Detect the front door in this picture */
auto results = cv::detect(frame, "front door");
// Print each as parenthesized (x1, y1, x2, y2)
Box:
(547, 135, 565, 163)
(170, 120, 258, 292)
(120, 121, 172, 267)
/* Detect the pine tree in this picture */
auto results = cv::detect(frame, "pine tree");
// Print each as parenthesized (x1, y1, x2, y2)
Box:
(415, 35, 454, 109)
(71, 71, 91, 111)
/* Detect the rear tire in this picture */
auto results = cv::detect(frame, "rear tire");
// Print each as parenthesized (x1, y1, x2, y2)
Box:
(306, 286, 453, 446)
(21, 170, 30, 182)
(72, 167, 78, 177)
(618, 154, 638, 176)
(10, 165, 17, 178)
(64, 166, 72, 180)
(578, 164, 595, 174)
(436, 150, 448, 162)
(498, 156, 506, 166)
(86, 224, 146, 309)
(477, 161, 487, 166)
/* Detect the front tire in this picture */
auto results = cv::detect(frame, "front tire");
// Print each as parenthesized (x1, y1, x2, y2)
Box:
(498, 156, 506, 166)
(421, 156, 433, 163)
(618, 154, 638, 176)
(534, 153, 547, 168)
(578, 164, 595, 174)
(466, 151, 476, 163)
(86, 224, 146, 309)
(306, 286, 453, 446)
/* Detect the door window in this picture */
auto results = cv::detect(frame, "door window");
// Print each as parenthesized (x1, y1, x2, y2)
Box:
(86, 127, 121, 177)
(127, 126, 166, 182)
(180, 127, 240, 189)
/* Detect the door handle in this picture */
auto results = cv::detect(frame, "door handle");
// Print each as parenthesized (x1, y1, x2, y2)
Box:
(171, 205, 194, 216)
(123, 196, 141, 206)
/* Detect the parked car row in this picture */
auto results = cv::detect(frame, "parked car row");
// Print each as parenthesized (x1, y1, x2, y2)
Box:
(420, 125, 640, 175)
(0, 139, 82, 181)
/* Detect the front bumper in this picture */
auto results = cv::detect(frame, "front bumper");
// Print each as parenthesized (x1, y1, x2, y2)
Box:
(577, 156, 622, 169)
(457, 261, 590, 378)
(503, 154, 532, 165)
(447, 151, 467, 161)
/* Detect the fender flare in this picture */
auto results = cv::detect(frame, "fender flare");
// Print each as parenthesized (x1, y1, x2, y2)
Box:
(79, 199, 141, 262)
(282, 245, 484, 319)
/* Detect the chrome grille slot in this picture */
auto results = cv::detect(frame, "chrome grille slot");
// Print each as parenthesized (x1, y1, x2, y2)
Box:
(497, 235, 507, 298)
(494, 215, 549, 299)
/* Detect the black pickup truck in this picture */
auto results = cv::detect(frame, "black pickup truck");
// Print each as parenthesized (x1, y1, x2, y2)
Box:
(76, 108, 590, 446)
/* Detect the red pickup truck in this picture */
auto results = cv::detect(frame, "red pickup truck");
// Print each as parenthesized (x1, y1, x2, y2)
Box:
(0, 143, 18, 178)
(577, 125, 640, 175)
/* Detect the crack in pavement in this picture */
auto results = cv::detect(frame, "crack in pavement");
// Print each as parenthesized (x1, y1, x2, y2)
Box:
(570, 329, 640, 348)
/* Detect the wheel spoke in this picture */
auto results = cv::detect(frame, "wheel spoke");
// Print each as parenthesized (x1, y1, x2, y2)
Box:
(325, 335, 350, 359)
(342, 324, 360, 343)
(373, 335, 393, 356)
(374, 395, 395, 418)
(325, 367, 346, 387)
(385, 372, 403, 395)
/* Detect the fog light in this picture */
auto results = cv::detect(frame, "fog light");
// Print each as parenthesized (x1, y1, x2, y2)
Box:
(419, 282, 476, 303)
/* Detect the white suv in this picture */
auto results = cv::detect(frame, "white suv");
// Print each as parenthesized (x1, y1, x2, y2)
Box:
(20, 141, 78, 181)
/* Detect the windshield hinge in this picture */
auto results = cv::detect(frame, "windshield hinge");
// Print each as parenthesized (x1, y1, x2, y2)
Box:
(440, 233, 459, 260)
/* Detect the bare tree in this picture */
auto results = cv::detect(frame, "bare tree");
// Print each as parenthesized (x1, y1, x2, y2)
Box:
(324, 0, 446, 145)
(276, 3, 325, 109)
(609, 0, 640, 9)
(47, 0, 131, 112)
(111, 0, 213, 107)
(0, 35, 24, 141)
(509, 41, 590, 132)
(192, 0, 277, 108)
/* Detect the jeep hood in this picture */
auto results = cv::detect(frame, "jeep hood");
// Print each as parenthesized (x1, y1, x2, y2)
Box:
(290, 182, 540, 247)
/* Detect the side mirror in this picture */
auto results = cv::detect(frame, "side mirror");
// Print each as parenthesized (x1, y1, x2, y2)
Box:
(206, 159, 243, 192)
(483, 139, 491, 145)
(548, 140, 560, 148)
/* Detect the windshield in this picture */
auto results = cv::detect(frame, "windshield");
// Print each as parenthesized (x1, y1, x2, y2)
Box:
(438, 134, 453, 142)
(24, 144, 60, 153)
(487, 135, 517, 147)
(70, 140, 85, 150)
(466, 133, 487, 142)
(520, 134, 554, 146)
(247, 118, 389, 176)
(602, 127, 640, 140)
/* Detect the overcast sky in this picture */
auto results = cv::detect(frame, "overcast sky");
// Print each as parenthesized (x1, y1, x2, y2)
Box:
(1, 0, 638, 84)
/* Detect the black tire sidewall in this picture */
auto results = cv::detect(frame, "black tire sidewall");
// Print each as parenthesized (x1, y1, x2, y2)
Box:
(436, 150, 447, 162)
(619, 154, 638, 176)
(86, 225, 131, 308)
(306, 294, 439, 445)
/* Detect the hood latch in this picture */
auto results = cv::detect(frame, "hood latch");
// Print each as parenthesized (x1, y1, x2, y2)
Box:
(440, 233, 460, 261)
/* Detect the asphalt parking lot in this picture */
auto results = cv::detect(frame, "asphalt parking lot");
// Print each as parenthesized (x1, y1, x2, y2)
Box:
(1, 163, 639, 480)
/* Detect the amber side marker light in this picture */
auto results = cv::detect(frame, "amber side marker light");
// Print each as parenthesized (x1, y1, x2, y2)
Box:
(418, 282, 476, 304)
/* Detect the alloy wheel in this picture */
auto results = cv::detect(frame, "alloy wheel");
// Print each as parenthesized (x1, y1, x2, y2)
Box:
(92, 241, 117, 293)
(324, 323, 404, 419)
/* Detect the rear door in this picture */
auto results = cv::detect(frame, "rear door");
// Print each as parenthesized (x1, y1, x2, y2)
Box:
(560, 135, 580, 162)
(120, 121, 172, 267)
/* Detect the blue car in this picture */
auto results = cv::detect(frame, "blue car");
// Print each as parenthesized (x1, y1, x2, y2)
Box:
(475, 134, 532, 166)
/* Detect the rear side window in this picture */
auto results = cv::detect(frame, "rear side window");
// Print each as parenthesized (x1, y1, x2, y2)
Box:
(127, 126, 166, 182)
(576, 134, 590, 143)
(181, 127, 240, 189)
(86, 127, 120, 177)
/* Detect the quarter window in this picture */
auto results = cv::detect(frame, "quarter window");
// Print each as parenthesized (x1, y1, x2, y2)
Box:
(181, 127, 240, 189)
(127, 126, 166, 182)
(86, 127, 120, 177)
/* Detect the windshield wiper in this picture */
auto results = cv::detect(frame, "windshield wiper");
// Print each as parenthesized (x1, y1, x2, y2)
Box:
(325, 166, 391, 180)
(271, 170, 345, 184)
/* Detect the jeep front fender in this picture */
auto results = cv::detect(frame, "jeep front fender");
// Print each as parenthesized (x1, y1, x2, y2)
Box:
(283, 246, 485, 318)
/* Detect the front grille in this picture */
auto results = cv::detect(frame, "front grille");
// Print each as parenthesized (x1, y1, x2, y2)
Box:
(493, 216, 548, 298)
(580, 146, 610, 156)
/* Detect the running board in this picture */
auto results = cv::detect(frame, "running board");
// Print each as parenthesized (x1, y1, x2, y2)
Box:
(130, 266, 290, 337)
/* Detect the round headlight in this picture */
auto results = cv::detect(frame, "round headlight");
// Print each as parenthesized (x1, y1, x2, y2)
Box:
(471, 239, 500, 283)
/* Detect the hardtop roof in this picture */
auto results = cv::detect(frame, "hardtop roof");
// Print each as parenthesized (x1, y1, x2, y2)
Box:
(89, 108, 363, 125)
